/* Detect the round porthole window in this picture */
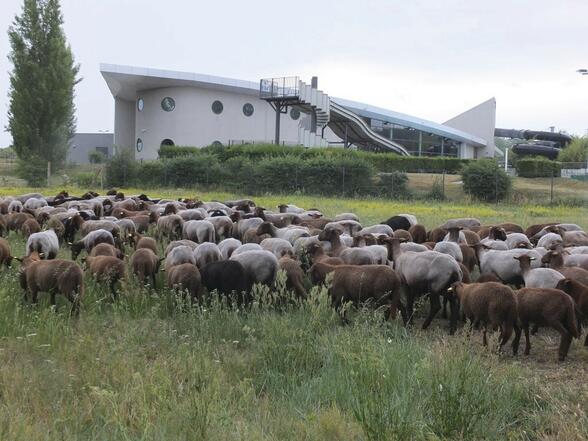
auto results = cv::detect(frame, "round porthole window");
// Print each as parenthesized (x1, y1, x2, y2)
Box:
(137, 98, 144, 112)
(243, 103, 254, 117)
(211, 100, 223, 115)
(136, 138, 143, 152)
(161, 97, 175, 112)
(290, 108, 300, 120)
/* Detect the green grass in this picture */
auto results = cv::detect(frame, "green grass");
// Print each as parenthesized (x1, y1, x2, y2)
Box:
(1, 187, 588, 440)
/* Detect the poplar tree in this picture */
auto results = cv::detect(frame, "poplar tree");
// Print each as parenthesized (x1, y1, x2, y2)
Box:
(7, 0, 80, 181)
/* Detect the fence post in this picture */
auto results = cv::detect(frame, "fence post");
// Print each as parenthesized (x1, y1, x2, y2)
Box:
(47, 161, 51, 187)
(550, 167, 554, 205)
(442, 169, 446, 199)
(342, 167, 345, 197)
(495, 169, 499, 206)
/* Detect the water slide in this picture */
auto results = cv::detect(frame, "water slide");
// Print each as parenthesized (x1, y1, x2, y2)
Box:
(495, 128, 572, 159)
(328, 101, 410, 156)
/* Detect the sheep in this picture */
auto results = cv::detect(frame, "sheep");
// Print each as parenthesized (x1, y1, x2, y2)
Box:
(165, 245, 196, 270)
(26, 229, 59, 259)
(473, 245, 542, 286)
(156, 214, 184, 241)
(115, 219, 136, 241)
(83, 255, 126, 299)
(568, 246, 588, 255)
(20, 252, 84, 315)
(193, 242, 222, 269)
(0, 238, 13, 268)
(440, 218, 481, 230)
(232, 243, 263, 256)
(340, 247, 378, 265)
(408, 224, 427, 244)
(0, 216, 6, 237)
(434, 227, 463, 262)
(278, 253, 307, 299)
(183, 220, 215, 244)
(541, 250, 588, 286)
(127, 213, 157, 234)
(5, 212, 34, 232)
(318, 227, 347, 257)
(427, 228, 447, 243)
(448, 282, 518, 350)
(305, 242, 344, 266)
(512, 287, 579, 361)
(230, 250, 279, 287)
(166, 263, 202, 303)
(309, 262, 405, 322)
(206, 215, 233, 241)
(555, 279, 588, 346)
(165, 240, 199, 256)
(23, 197, 47, 211)
(385, 238, 462, 333)
(45, 216, 65, 240)
(277, 203, 305, 214)
(218, 238, 241, 259)
(70, 229, 115, 260)
(130, 248, 162, 287)
(135, 236, 158, 254)
(460, 244, 477, 272)
(21, 218, 41, 238)
(234, 216, 264, 239)
(563, 230, 588, 247)
(200, 260, 251, 304)
(506, 233, 532, 249)
(90, 243, 123, 259)
(476, 273, 503, 283)
(178, 208, 207, 221)
(514, 254, 564, 289)
(8, 200, 23, 213)
(359, 224, 394, 237)
(537, 232, 563, 250)
(562, 254, 588, 271)
(16, 192, 44, 204)
(334, 213, 360, 222)
(79, 220, 121, 239)
(380, 215, 410, 231)
(323, 220, 362, 236)
(256, 222, 309, 245)
(260, 237, 295, 259)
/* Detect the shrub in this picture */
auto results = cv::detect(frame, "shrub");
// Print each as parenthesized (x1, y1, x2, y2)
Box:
(88, 151, 106, 164)
(377, 171, 411, 199)
(461, 159, 511, 202)
(72, 171, 98, 187)
(425, 178, 446, 201)
(16, 155, 47, 186)
(557, 137, 588, 164)
(515, 157, 561, 178)
(105, 149, 138, 187)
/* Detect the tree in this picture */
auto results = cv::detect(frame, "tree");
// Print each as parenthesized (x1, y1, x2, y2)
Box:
(7, 0, 80, 183)
(461, 159, 511, 202)
(557, 137, 588, 163)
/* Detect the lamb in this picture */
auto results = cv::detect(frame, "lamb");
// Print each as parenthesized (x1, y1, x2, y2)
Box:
(408, 224, 427, 244)
(165, 245, 196, 270)
(278, 253, 307, 299)
(0, 238, 13, 268)
(70, 229, 116, 260)
(218, 238, 241, 259)
(260, 237, 295, 259)
(385, 238, 462, 333)
(183, 220, 215, 244)
(21, 218, 41, 238)
(90, 243, 124, 259)
(512, 287, 579, 361)
(156, 214, 184, 241)
(26, 229, 60, 259)
(83, 255, 126, 298)
(20, 252, 84, 315)
(200, 260, 251, 305)
(166, 263, 202, 303)
(514, 254, 564, 289)
(130, 248, 162, 287)
(448, 282, 518, 350)
(541, 250, 588, 286)
(555, 279, 588, 346)
(193, 242, 223, 269)
(308, 262, 405, 322)
(230, 250, 279, 287)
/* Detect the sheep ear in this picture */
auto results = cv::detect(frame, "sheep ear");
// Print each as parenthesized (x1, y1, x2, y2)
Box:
(530, 257, 537, 261)
(68, 242, 73, 246)
(513, 256, 520, 260)
(38, 252, 44, 258)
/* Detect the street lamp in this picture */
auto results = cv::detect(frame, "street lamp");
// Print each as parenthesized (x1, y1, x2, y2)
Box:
(578, 68, 588, 75)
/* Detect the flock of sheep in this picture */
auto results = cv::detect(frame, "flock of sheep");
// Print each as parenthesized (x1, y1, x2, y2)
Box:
(1, 190, 588, 362)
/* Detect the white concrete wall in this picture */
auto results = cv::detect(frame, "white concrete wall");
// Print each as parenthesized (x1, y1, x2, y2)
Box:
(132, 86, 305, 160)
(444, 98, 496, 158)
(114, 98, 135, 154)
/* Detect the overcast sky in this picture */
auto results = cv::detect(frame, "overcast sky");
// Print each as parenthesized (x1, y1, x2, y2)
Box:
(1, 0, 588, 147)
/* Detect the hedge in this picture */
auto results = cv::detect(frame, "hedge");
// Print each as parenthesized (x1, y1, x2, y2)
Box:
(158, 144, 471, 174)
(515, 158, 561, 178)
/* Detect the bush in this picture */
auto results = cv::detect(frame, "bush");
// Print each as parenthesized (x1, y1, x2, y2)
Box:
(88, 151, 106, 164)
(105, 149, 138, 187)
(377, 172, 411, 199)
(16, 155, 47, 186)
(515, 157, 561, 178)
(72, 171, 98, 187)
(557, 137, 588, 164)
(461, 159, 511, 202)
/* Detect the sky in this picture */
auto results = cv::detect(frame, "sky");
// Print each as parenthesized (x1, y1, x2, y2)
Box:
(1, 0, 587, 147)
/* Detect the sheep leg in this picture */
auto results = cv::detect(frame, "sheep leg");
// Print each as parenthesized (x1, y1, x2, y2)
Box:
(551, 321, 572, 361)
(422, 292, 441, 330)
(523, 324, 531, 355)
(530, 324, 539, 335)
(404, 287, 416, 326)
(441, 296, 448, 319)
(512, 324, 522, 355)
(448, 296, 459, 335)
(397, 301, 408, 326)
(482, 327, 488, 346)
(584, 333, 588, 347)
(151, 273, 157, 290)
(110, 280, 118, 300)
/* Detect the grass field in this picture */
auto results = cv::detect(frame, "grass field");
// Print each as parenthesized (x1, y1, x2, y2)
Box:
(0, 187, 588, 440)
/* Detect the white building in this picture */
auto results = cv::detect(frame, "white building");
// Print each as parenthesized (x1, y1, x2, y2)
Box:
(101, 64, 496, 160)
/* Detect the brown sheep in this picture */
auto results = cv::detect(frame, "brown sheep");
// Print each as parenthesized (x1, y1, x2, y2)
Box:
(89, 243, 124, 259)
(0, 215, 6, 237)
(135, 235, 158, 254)
(460, 244, 477, 272)
(525, 223, 558, 239)
(0, 238, 13, 268)
(541, 250, 588, 286)
(19, 252, 84, 315)
(128, 213, 158, 234)
(393, 229, 413, 243)
(309, 262, 405, 322)
(5, 212, 34, 233)
(462, 230, 481, 245)
(428, 227, 447, 243)
(317, 227, 347, 256)
(476, 273, 503, 283)
(449, 282, 518, 351)
(130, 248, 162, 288)
(21, 218, 41, 238)
(306, 242, 344, 266)
(242, 228, 270, 244)
(512, 287, 579, 361)
(555, 279, 588, 346)
(46, 216, 66, 240)
(278, 253, 307, 299)
(497, 222, 524, 234)
(166, 263, 202, 303)
(408, 224, 427, 244)
(83, 255, 126, 299)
